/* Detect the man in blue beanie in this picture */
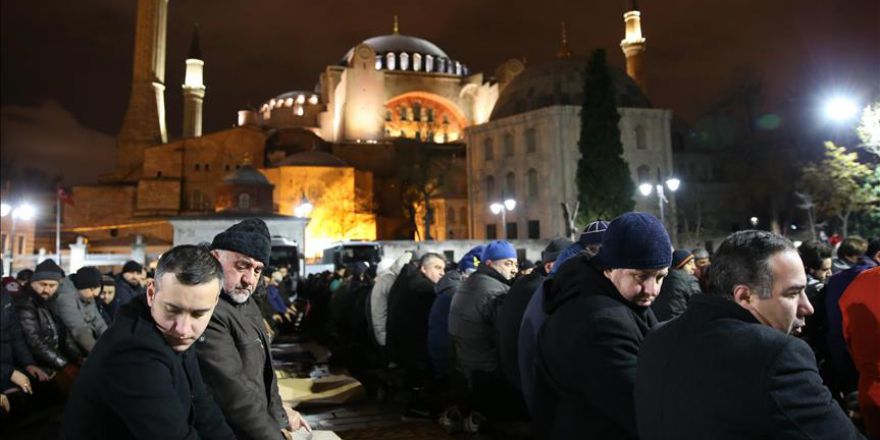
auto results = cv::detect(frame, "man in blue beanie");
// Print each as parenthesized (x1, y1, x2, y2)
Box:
(449, 240, 521, 423)
(534, 212, 672, 439)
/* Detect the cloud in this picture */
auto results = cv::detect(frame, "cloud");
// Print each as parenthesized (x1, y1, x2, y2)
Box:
(1, 101, 115, 186)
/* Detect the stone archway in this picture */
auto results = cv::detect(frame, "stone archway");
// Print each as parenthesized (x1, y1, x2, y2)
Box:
(384, 92, 468, 143)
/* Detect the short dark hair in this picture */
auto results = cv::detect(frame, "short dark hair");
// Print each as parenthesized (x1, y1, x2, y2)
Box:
(837, 236, 868, 259)
(154, 244, 224, 290)
(797, 240, 832, 271)
(707, 230, 796, 300)
(419, 252, 446, 268)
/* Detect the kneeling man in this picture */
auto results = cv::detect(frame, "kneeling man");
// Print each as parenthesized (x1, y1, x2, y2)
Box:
(61, 245, 234, 439)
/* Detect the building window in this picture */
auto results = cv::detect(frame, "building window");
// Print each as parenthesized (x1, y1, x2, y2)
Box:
(375, 55, 382, 70)
(637, 165, 651, 183)
(425, 55, 434, 72)
(506, 222, 518, 239)
(484, 137, 494, 160)
(486, 175, 495, 200)
(400, 52, 410, 70)
(237, 193, 251, 210)
(527, 168, 538, 199)
(505, 172, 516, 197)
(204, 163, 210, 171)
(443, 250, 455, 262)
(16, 236, 25, 254)
(156, 171, 162, 177)
(503, 132, 514, 157)
(195, 163, 201, 171)
(447, 207, 455, 224)
(191, 190, 206, 210)
(225, 164, 231, 171)
(413, 53, 422, 71)
(635, 126, 647, 150)
(528, 220, 540, 239)
(486, 224, 497, 239)
(525, 128, 537, 153)
(386, 52, 396, 70)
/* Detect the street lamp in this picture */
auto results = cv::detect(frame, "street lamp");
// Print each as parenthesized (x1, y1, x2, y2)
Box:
(294, 194, 313, 277)
(638, 178, 680, 225)
(824, 96, 859, 122)
(2, 201, 37, 274)
(489, 197, 516, 239)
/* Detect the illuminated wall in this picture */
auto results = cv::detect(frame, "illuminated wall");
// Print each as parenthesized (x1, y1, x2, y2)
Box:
(384, 92, 468, 143)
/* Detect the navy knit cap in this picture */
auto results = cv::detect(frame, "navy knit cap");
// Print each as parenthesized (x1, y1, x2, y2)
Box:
(596, 212, 672, 269)
(31, 259, 65, 283)
(671, 249, 694, 269)
(579, 220, 609, 246)
(542, 237, 574, 262)
(481, 240, 517, 262)
(211, 218, 272, 265)
(458, 245, 485, 272)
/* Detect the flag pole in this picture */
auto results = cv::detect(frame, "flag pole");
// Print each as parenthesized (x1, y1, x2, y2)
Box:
(56, 190, 61, 263)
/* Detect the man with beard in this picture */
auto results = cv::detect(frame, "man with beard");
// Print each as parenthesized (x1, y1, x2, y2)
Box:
(197, 219, 309, 440)
(635, 230, 862, 439)
(535, 212, 671, 439)
(51, 266, 108, 353)
(61, 245, 235, 440)
(113, 260, 146, 315)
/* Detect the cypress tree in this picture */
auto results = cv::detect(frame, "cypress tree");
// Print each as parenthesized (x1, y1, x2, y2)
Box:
(576, 49, 636, 221)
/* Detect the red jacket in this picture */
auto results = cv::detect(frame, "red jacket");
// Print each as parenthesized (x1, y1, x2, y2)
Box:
(839, 266, 880, 437)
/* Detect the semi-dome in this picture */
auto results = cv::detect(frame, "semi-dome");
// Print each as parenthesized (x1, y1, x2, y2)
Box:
(339, 33, 469, 76)
(490, 56, 651, 121)
(222, 165, 272, 186)
(278, 151, 348, 168)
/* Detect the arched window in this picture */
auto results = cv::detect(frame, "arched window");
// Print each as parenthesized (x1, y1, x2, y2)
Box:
(455, 61, 462, 75)
(438, 58, 447, 74)
(413, 53, 422, 71)
(486, 175, 496, 200)
(635, 126, 647, 150)
(637, 165, 651, 183)
(399, 52, 410, 70)
(385, 52, 396, 70)
(525, 128, 537, 153)
(194, 163, 200, 171)
(447, 207, 455, 224)
(375, 55, 382, 70)
(527, 168, 538, 198)
(506, 171, 516, 197)
(484, 138, 494, 160)
(503, 133, 514, 157)
(237, 193, 251, 210)
(425, 55, 434, 72)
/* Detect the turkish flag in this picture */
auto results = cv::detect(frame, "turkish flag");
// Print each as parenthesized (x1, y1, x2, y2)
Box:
(57, 187, 74, 206)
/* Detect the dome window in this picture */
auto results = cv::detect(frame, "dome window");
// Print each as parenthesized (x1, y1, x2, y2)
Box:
(438, 58, 446, 74)
(425, 55, 434, 72)
(294, 105, 304, 116)
(386, 52, 396, 70)
(455, 61, 462, 76)
(308, 95, 319, 105)
(296, 94, 305, 104)
(400, 52, 410, 71)
(237, 193, 251, 210)
(284, 98, 294, 107)
(413, 53, 422, 71)
(375, 55, 383, 70)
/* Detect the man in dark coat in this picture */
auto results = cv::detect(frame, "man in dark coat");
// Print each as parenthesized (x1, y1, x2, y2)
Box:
(635, 230, 863, 440)
(428, 246, 482, 376)
(15, 259, 83, 375)
(386, 253, 445, 382)
(535, 212, 671, 439)
(113, 260, 145, 314)
(61, 245, 235, 440)
(651, 249, 701, 321)
(496, 237, 571, 392)
(197, 219, 309, 440)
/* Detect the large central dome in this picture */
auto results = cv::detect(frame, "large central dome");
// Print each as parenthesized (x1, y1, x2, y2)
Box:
(340, 33, 468, 76)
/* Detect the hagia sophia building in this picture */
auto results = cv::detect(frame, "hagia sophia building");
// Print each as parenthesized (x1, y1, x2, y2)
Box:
(64, 0, 675, 257)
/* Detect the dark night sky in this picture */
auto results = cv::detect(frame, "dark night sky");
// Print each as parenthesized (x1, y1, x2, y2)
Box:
(2, 0, 878, 185)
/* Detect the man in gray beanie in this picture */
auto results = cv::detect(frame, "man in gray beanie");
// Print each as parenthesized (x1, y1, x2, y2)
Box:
(534, 212, 672, 439)
(197, 219, 310, 439)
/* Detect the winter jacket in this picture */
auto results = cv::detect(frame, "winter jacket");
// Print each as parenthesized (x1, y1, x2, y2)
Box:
(386, 268, 436, 374)
(448, 263, 511, 379)
(50, 276, 108, 352)
(15, 289, 83, 371)
(196, 292, 288, 440)
(840, 267, 880, 437)
(1, 293, 36, 390)
(369, 252, 412, 346)
(61, 296, 235, 440)
(651, 268, 700, 321)
(113, 276, 144, 315)
(427, 270, 463, 375)
(535, 254, 657, 439)
(496, 268, 545, 390)
(636, 294, 863, 440)
(265, 284, 288, 314)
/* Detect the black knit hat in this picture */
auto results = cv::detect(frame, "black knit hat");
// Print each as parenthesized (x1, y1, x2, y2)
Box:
(121, 260, 143, 274)
(71, 266, 103, 290)
(596, 212, 672, 270)
(31, 259, 65, 283)
(671, 249, 694, 270)
(211, 218, 272, 265)
(542, 237, 574, 262)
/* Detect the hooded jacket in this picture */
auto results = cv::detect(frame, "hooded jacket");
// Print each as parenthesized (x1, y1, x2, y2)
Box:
(448, 263, 511, 378)
(535, 254, 657, 440)
(196, 292, 288, 440)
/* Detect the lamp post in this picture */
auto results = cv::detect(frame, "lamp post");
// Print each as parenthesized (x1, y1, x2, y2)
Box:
(489, 197, 516, 239)
(638, 177, 680, 225)
(1, 201, 36, 275)
(294, 194, 313, 277)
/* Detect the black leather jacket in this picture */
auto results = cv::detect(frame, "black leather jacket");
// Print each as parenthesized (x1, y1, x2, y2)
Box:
(15, 289, 82, 371)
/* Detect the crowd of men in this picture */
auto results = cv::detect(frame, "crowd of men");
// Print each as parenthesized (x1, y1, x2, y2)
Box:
(1, 213, 878, 439)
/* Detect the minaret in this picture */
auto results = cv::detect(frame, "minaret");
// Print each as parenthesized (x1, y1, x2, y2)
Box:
(620, 0, 647, 93)
(116, 0, 169, 181)
(556, 21, 573, 58)
(182, 25, 205, 138)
